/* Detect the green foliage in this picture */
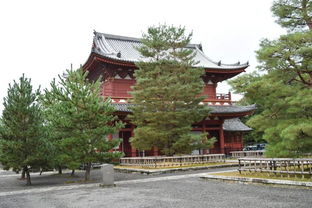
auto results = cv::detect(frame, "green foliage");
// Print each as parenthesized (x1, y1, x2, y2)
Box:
(257, 31, 312, 88)
(41, 69, 124, 180)
(130, 25, 214, 156)
(228, 73, 264, 144)
(271, 0, 312, 31)
(228, 0, 312, 157)
(0, 75, 48, 185)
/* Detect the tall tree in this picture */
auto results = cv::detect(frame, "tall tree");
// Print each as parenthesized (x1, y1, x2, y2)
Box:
(228, 0, 312, 157)
(0, 75, 47, 185)
(228, 72, 265, 144)
(272, 0, 312, 31)
(42, 69, 123, 181)
(130, 25, 214, 156)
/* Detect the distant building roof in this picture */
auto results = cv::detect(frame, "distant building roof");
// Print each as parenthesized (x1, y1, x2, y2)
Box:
(209, 104, 256, 114)
(223, 118, 252, 132)
(91, 31, 249, 70)
(112, 103, 256, 115)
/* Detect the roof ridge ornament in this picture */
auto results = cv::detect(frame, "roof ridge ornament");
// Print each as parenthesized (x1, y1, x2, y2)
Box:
(198, 43, 203, 51)
(117, 51, 121, 58)
(218, 61, 221, 66)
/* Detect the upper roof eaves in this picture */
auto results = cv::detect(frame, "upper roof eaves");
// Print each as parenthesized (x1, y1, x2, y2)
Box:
(112, 103, 256, 115)
(91, 31, 248, 70)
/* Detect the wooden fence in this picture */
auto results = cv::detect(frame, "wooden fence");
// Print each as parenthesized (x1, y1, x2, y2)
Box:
(231, 150, 265, 158)
(238, 158, 312, 179)
(120, 154, 225, 168)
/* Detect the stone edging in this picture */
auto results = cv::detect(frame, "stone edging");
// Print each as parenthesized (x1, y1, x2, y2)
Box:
(114, 163, 238, 175)
(200, 174, 312, 187)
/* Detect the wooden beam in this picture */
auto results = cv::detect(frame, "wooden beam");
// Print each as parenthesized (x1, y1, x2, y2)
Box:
(219, 127, 225, 154)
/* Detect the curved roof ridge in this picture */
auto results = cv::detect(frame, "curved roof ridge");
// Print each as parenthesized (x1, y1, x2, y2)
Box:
(89, 31, 249, 70)
(195, 46, 249, 68)
(94, 31, 201, 49)
(97, 32, 142, 42)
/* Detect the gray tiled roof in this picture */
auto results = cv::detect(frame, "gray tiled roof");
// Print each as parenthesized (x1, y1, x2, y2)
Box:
(92, 32, 249, 70)
(112, 103, 253, 132)
(112, 103, 256, 114)
(112, 103, 134, 113)
(223, 118, 252, 132)
(209, 104, 256, 114)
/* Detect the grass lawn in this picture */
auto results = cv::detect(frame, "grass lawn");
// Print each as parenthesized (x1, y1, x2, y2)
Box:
(115, 162, 237, 170)
(212, 171, 312, 182)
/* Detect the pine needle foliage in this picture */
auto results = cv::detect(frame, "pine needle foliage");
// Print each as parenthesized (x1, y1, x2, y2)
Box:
(130, 25, 215, 156)
(0, 75, 47, 185)
(228, 0, 312, 157)
(42, 69, 123, 180)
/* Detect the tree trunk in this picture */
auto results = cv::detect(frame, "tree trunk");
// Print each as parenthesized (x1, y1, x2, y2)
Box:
(84, 162, 92, 181)
(71, 169, 75, 177)
(21, 168, 26, 180)
(58, 166, 62, 174)
(25, 168, 31, 186)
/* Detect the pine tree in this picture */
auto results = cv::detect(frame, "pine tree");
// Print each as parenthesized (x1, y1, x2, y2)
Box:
(42, 69, 123, 181)
(272, 0, 312, 31)
(228, 0, 312, 157)
(0, 75, 47, 185)
(130, 25, 214, 156)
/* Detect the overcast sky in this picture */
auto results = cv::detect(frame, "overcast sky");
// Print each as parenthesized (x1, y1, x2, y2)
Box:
(0, 0, 285, 112)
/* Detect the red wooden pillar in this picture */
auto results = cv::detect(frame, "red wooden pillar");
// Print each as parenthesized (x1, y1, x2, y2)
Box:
(241, 133, 244, 149)
(131, 147, 137, 157)
(153, 146, 159, 156)
(130, 126, 137, 157)
(202, 121, 208, 154)
(108, 134, 113, 141)
(219, 127, 225, 154)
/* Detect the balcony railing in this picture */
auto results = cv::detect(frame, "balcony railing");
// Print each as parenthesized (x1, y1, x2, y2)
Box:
(107, 92, 233, 105)
(203, 92, 232, 105)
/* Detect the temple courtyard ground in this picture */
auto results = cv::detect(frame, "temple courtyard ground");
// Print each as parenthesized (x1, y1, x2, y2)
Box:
(0, 167, 311, 208)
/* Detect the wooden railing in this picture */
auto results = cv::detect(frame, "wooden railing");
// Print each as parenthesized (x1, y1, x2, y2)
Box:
(108, 96, 131, 103)
(203, 92, 232, 105)
(230, 150, 265, 158)
(216, 93, 231, 100)
(238, 158, 312, 178)
(120, 154, 225, 168)
(108, 93, 233, 105)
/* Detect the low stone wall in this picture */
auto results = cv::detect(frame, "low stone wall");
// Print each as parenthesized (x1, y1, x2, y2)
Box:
(120, 154, 225, 168)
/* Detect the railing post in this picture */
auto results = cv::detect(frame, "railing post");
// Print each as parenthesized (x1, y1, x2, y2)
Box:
(154, 158, 157, 168)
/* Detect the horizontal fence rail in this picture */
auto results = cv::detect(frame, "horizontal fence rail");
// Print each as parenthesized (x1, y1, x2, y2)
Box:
(238, 158, 312, 179)
(120, 154, 225, 168)
(230, 150, 265, 158)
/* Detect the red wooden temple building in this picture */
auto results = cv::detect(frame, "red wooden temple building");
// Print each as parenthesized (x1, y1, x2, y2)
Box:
(83, 31, 256, 157)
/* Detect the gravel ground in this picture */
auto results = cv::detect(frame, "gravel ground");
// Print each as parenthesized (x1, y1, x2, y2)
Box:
(0, 176, 311, 208)
(1, 167, 311, 208)
(0, 167, 235, 192)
